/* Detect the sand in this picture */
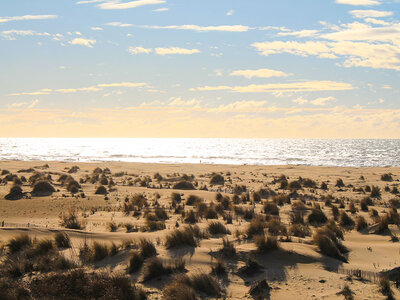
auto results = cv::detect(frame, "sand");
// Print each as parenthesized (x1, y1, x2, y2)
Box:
(1, 160, 400, 299)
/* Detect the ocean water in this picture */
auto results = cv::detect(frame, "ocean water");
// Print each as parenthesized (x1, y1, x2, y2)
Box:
(0, 138, 399, 167)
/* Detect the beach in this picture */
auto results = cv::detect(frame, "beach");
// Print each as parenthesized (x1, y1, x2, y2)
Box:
(1, 160, 400, 298)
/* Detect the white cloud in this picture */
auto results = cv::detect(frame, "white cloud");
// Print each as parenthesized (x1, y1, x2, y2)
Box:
(155, 47, 200, 55)
(194, 81, 354, 93)
(168, 97, 200, 107)
(8, 89, 52, 96)
(252, 36, 400, 71)
(310, 96, 336, 106)
(91, 27, 104, 31)
(69, 38, 96, 48)
(0, 30, 51, 40)
(252, 41, 331, 57)
(77, 0, 104, 4)
(210, 100, 267, 112)
(98, 0, 166, 10)
(349, 10, 393, 18)
(0, 15, 57, 23)
(8, 82, 147, 96)
(9, 99, 39, 109)
(230, 68, 290, 79)
(140, 24, 251, 32)
(98, 82, 147, 88)
(278, 29, 319, 38)
(292, 97, 308, 105)
(226, 10, 234, 16)
(335, 0, 381, 5)
(153, 7, 168, 12)
(128, 46, 152, 54)
(105, 21, 133, 27)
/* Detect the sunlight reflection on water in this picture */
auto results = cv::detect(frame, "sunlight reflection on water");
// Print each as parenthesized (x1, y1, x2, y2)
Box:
(0, 138, 399, 167)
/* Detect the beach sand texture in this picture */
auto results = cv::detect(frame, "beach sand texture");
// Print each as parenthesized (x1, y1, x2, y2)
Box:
(1, 160, 400, 299)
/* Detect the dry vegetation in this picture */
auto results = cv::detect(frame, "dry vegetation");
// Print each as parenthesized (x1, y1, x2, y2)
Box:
(1, 162, 400, 298)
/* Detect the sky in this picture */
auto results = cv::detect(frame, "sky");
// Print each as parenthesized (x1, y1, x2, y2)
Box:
(0, 0, 399, 138)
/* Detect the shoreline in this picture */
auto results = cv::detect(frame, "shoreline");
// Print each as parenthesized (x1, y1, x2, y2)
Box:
(1, 159, 400, 170)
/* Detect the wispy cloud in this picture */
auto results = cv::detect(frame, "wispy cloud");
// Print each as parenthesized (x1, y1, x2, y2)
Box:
(139, 24, 251, 32)
(349, 10, 393, 18)
(98, 0, 166, 10)
(8, 99, 39, 109)
(127, 46, 199, 55)
(335, 0, 381, 5)
(128, 46, 152, 54)
(105, 21, 133, 27)
(226, 10, 234, 16)
(0, 15, 57, 23)
(69, 38, 96, 48)
(230, 68, 290, 79)
(0, 30, 51, 40)
(193, 81, 354, 93)
(98, 82, 147, 88)
(153, 7, 168, 12)
(8, 82, 148, 96)
(154, 47, 200, 55)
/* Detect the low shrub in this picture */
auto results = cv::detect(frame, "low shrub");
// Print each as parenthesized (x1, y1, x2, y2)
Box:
(355, 216, 368, 231)
(54, 232, 71, 248)
(184, 210, 198, 224)
(32, 181, 55, 196)
(165, 227, 197, 249)
(7, 234, 32, 254)
(173, 181, 195, 190)
(210, 174, 225, 185)
(255, 235, 279, 253)
(95, 185, 108, 195)
(263, 202, 279, 215)
(106, 221, 118, 232)
(142, 257, 185, 281)
(128, 251, 144, 273)
(246, 215, 266, 238)
(340, 211, 355, 229)
(370, 185, 381, 198)
(59, 209, 83, 229)
(207, 221, 230, 235)
(220, 238, 236, 256)
(381, 173, 393, 182)
(5, 185, 24, 200)
(335, 179, 345, 188)
(163, 280, 196, 300)
(308, 208, 328, 225)
(289, 224, 310, 238)
(211, 258, 226, 276)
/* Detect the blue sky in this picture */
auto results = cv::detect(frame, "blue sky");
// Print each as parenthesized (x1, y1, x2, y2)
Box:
(1, 0, 399, 137)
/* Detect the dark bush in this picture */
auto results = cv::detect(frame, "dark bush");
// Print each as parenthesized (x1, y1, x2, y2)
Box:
(210, 174, 225, 185)
(142, 257, 185, 281)
(263, 202, 279, 215)
(308, 208, 328, 225)
(370, 185, 381, 198)
(207, 221, 230, 235)
(5, 185, 24, 200)
(95, 185, 108, 195)
(381, 173, 393, 182)
(32, 181, 55, 196)
(340, 211, 355, 229)
(54, 232, 71, 248)
(173, 181, 195, 190)
(165, 227, 197, 249)
(255, 235, 279, 253)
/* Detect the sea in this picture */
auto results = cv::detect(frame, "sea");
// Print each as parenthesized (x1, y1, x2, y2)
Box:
(0, 138, 399, 167)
